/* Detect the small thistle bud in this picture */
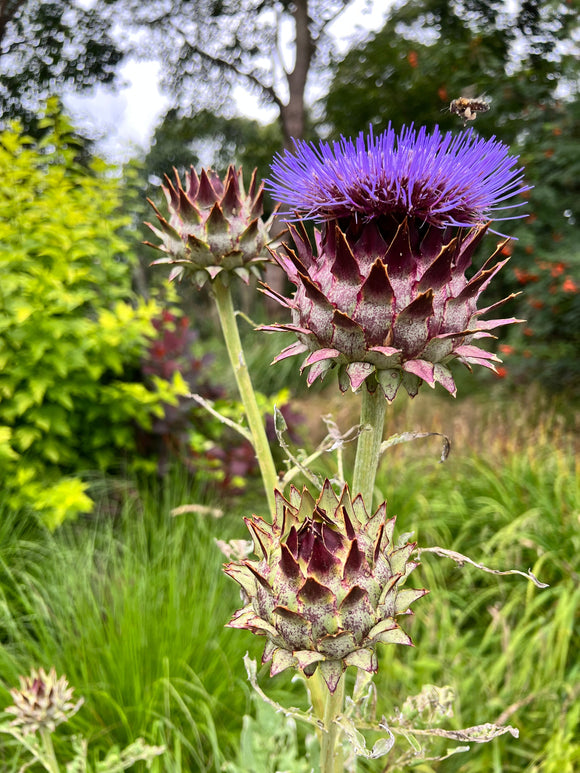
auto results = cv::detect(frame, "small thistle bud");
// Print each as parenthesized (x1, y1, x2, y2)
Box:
(224, 481, 427, 693)
(5, 667, 83, 735)
(263, 125, 530, 400)
(146, 165, 276, 289)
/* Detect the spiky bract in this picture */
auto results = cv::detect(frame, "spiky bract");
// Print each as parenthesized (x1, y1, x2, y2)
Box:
(225, 481, 426, 693)
(262, 218, 521, 399)
(263, 124, 527, 399)
(5, 667, 83, 734)
(146, 165, 274, 289)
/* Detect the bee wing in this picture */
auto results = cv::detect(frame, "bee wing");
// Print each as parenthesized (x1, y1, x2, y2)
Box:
(460, 85, 478, 99)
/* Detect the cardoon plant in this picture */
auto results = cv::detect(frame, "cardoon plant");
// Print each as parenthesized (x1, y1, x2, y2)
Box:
(1, 667, 163, 772)
(225, 481, 427, 692)
(146, 165, 280, 514)
(5, 667, 82, 736)
(264, 124, 530, 503)
(150, 125, 539, 772)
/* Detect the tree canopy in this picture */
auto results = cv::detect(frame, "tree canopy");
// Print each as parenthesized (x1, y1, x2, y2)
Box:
(0, 0, 123, 126)
(322, 0, 579, 139)
(107, 0, 358, 145)
(145, 108, 283, 186)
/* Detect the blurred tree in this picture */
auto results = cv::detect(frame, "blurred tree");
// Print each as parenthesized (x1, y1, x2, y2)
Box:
(145, 108, 283, 185)
(504, 90, 580, 394)
(323, 0, 578, 139)
(321, 0, 580, 393)
(0, 0, 123, 127)
(108, 0, 363, 146)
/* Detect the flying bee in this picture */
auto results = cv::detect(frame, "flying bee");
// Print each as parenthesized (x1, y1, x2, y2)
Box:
(449, 96, 491, 126)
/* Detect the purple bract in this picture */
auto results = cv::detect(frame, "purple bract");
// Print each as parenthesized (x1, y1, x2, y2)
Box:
(263, 125, 529, 399)
(225, 481, 426, 692)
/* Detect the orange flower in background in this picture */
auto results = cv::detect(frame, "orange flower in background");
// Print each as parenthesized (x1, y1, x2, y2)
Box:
(526, 213, 537, 223)
(551, 262, 566, 277)
(544, 148, 554, 158)
(523, 349, 532, 358)
(514, 267, 539, 284)
(525, 245, 534, 255)
(563, 277, 578, 293)
(495, 367, 508, 378)
(500, 241, 513, 256)
(552, 127, 562, 136)
(524, 327, 534, 337)
(438, 86, 448, 101)
(499, 344, 515, 355)
(407, 50, 418, 68)
(529, 299, 544, 309)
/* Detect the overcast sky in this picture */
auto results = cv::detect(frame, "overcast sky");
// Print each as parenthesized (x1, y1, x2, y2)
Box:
(64, 0, 391, 163)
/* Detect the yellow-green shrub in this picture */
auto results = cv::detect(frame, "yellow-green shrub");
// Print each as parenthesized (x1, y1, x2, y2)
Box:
(0, 104, 179, 527)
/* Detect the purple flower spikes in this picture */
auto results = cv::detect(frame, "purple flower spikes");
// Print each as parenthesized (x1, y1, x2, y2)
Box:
(267, 124, 530, 230)
(263, 124, 528, 400)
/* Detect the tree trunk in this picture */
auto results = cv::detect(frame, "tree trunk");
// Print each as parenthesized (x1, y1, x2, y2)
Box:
(279, 0, 314, 147)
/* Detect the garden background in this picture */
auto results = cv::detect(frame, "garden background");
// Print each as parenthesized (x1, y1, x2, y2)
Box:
(0, 0, 578, 770)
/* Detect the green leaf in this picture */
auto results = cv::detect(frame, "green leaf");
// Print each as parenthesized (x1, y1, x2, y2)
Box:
(0, 426, 19, 460)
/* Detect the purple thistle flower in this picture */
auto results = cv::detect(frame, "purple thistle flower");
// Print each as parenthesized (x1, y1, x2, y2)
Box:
(263, 125, 528, 400)
(266, 124, 530, 231)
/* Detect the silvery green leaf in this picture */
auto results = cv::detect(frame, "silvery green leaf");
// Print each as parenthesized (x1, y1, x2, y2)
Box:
(396, 531, 415, 548)
(417, 546, 549, 588)
(379, 719, 519, 745)
(335, 715, 395, 758)
(274, 404, 288, 436)
(95, 739, 165, 772)
(244, 653, 258, 682)
(439, 722, 519, 743)
(243, 654, 324, 731)
(380, 431, 451, 462)
(66, 736, 88, 773)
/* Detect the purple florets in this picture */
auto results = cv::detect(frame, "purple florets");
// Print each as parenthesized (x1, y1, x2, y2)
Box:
(266, 124, 530, 230)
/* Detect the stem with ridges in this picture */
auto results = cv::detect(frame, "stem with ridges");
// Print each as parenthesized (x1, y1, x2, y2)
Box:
(212, 275, 278, 516)
(320, 674, 345, 773)
(352, 383, 387, 510)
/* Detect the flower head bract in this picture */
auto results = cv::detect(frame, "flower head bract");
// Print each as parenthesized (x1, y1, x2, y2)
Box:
(263, 125, 528, 399)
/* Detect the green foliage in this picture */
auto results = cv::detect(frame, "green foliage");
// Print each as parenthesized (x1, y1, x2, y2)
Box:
(372, 444, 579, 771)
(0, 401, 576, 771)
(223, 696, 316, 773)
(146, 109, 283, 199)
(0, 473, 259, 772)
(501, 93, 580, 394)
(0, 102, 179, 526)
(0, 719, 164, 773)
(323, 0, 578, 139)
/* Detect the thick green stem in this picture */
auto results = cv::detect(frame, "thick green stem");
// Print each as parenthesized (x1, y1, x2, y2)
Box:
(352, 385, 387, 510)
(320, 675, 345, 773)
(212, 276, 278, 516)
(39, 729, 60, 773)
